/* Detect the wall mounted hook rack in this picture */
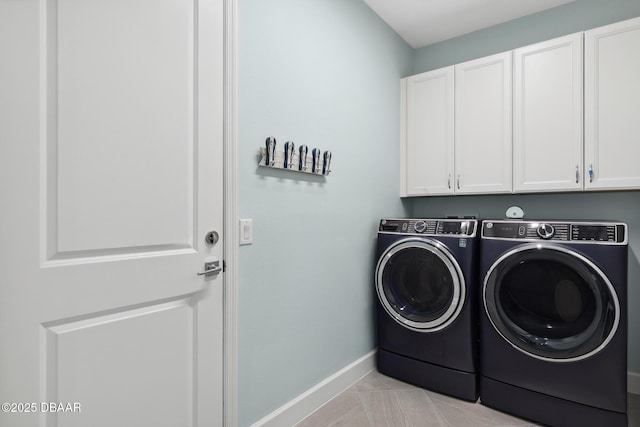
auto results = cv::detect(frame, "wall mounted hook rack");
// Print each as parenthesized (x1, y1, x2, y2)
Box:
(258, 137, 332, 176)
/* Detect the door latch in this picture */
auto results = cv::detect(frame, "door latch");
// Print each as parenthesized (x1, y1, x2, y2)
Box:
(197, 260, 222, 276)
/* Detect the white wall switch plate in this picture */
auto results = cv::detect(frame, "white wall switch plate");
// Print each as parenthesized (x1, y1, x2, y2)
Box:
(239, 219, 253, 245)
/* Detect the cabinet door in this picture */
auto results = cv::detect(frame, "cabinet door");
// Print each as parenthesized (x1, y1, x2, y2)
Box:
(455, 52, 512, 194)
(513, 33, 583, 193)
(401, 67, 454, 196)
(585, 17, 640, 190)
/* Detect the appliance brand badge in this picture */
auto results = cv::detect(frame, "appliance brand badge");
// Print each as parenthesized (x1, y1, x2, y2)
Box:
(459, 238, 467, 248)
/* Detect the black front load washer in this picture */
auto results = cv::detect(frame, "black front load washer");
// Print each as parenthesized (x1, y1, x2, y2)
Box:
(479, 220, 628, 427)
(375, 218, 479, 401)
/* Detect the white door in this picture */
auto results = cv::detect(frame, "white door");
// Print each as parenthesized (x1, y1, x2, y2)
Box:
(513, 33, 583, 193)
(455, 51, 512, 195)
(0, 0, 224, 426)
(401, 67, 455, 196)
(585, 16, 640, 190)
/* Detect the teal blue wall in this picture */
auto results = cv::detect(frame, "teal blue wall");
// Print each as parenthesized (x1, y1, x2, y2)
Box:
(238, 0, 413, 425)
(411, 0, 640, 373)
(413, 0, 640, 74)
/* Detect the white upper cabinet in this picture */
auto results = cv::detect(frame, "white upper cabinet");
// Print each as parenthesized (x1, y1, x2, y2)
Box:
(585, 17, 640, 190)
(400, 17, 640, 198)
(401, 67, 454, 196)
(455, 52, 512, 194)
(513, 33, 584, 193)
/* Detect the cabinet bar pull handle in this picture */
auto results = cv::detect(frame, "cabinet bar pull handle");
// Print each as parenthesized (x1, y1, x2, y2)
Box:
(589, 164, 594, 183)
(457, 174, 461, 190)
(448, 174, 451, 189)
(576, 165, 580, 184)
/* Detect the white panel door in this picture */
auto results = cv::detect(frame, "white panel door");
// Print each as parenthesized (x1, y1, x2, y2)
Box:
(513, 33, 583, 193)
(0, 0, 224, 426)
(585, 16, 640, 190)
(402, 67, 455, 196)
(455, 51, 512, 194)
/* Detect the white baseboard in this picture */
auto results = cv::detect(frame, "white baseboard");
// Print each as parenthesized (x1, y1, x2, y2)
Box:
(629, 371, 640, 395)
(251, 350, 376, 427)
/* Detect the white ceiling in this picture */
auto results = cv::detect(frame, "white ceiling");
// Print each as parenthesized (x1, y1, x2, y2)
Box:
(362, 0, 575, 48)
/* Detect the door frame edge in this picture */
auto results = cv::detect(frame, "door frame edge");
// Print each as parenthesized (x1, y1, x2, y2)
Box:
(223, 0, 239, 425)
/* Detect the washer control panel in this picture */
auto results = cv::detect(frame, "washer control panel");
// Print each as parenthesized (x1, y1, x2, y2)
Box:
(379, 218, 477, 237)
(482, 220, 627, 244)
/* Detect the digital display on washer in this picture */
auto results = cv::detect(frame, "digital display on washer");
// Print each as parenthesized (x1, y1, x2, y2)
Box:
(484, 223, 519, 238)
(572, 225, 610, 241)
(441, 222, 462, 234)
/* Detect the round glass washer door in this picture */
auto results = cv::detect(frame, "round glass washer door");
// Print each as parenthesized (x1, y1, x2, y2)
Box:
(483, 244, 620, 362)
(376, 238, 466, 333)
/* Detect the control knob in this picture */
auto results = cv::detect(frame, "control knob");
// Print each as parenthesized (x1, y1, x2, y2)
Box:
(414, 220, 427, 233)
(536, 223, 554, 239)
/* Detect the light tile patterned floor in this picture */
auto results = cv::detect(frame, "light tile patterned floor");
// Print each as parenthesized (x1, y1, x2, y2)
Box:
(296, 370, 640, 427)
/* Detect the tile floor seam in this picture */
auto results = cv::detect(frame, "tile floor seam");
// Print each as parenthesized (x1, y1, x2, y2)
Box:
(355, 389, 375, 427)
(420, 389, 453, 427)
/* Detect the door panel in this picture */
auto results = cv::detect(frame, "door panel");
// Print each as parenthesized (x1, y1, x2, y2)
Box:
(0, 0, 224, 426)
(513, 33, 583, 192)
(44, 298, 193, 427)
(585, 17, 640, 190)
(455, 52, 512, 194)
(402, 67, 455, 196)
(50, 0, 195, 256)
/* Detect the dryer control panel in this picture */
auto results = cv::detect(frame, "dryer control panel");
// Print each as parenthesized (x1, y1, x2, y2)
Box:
(482, 220, 627, 244)
(379, 219, 477, 237)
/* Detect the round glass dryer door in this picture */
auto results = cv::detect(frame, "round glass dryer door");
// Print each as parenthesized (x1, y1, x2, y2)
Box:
(483, 244, 620, 362)
(376, 238, 465, 332)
